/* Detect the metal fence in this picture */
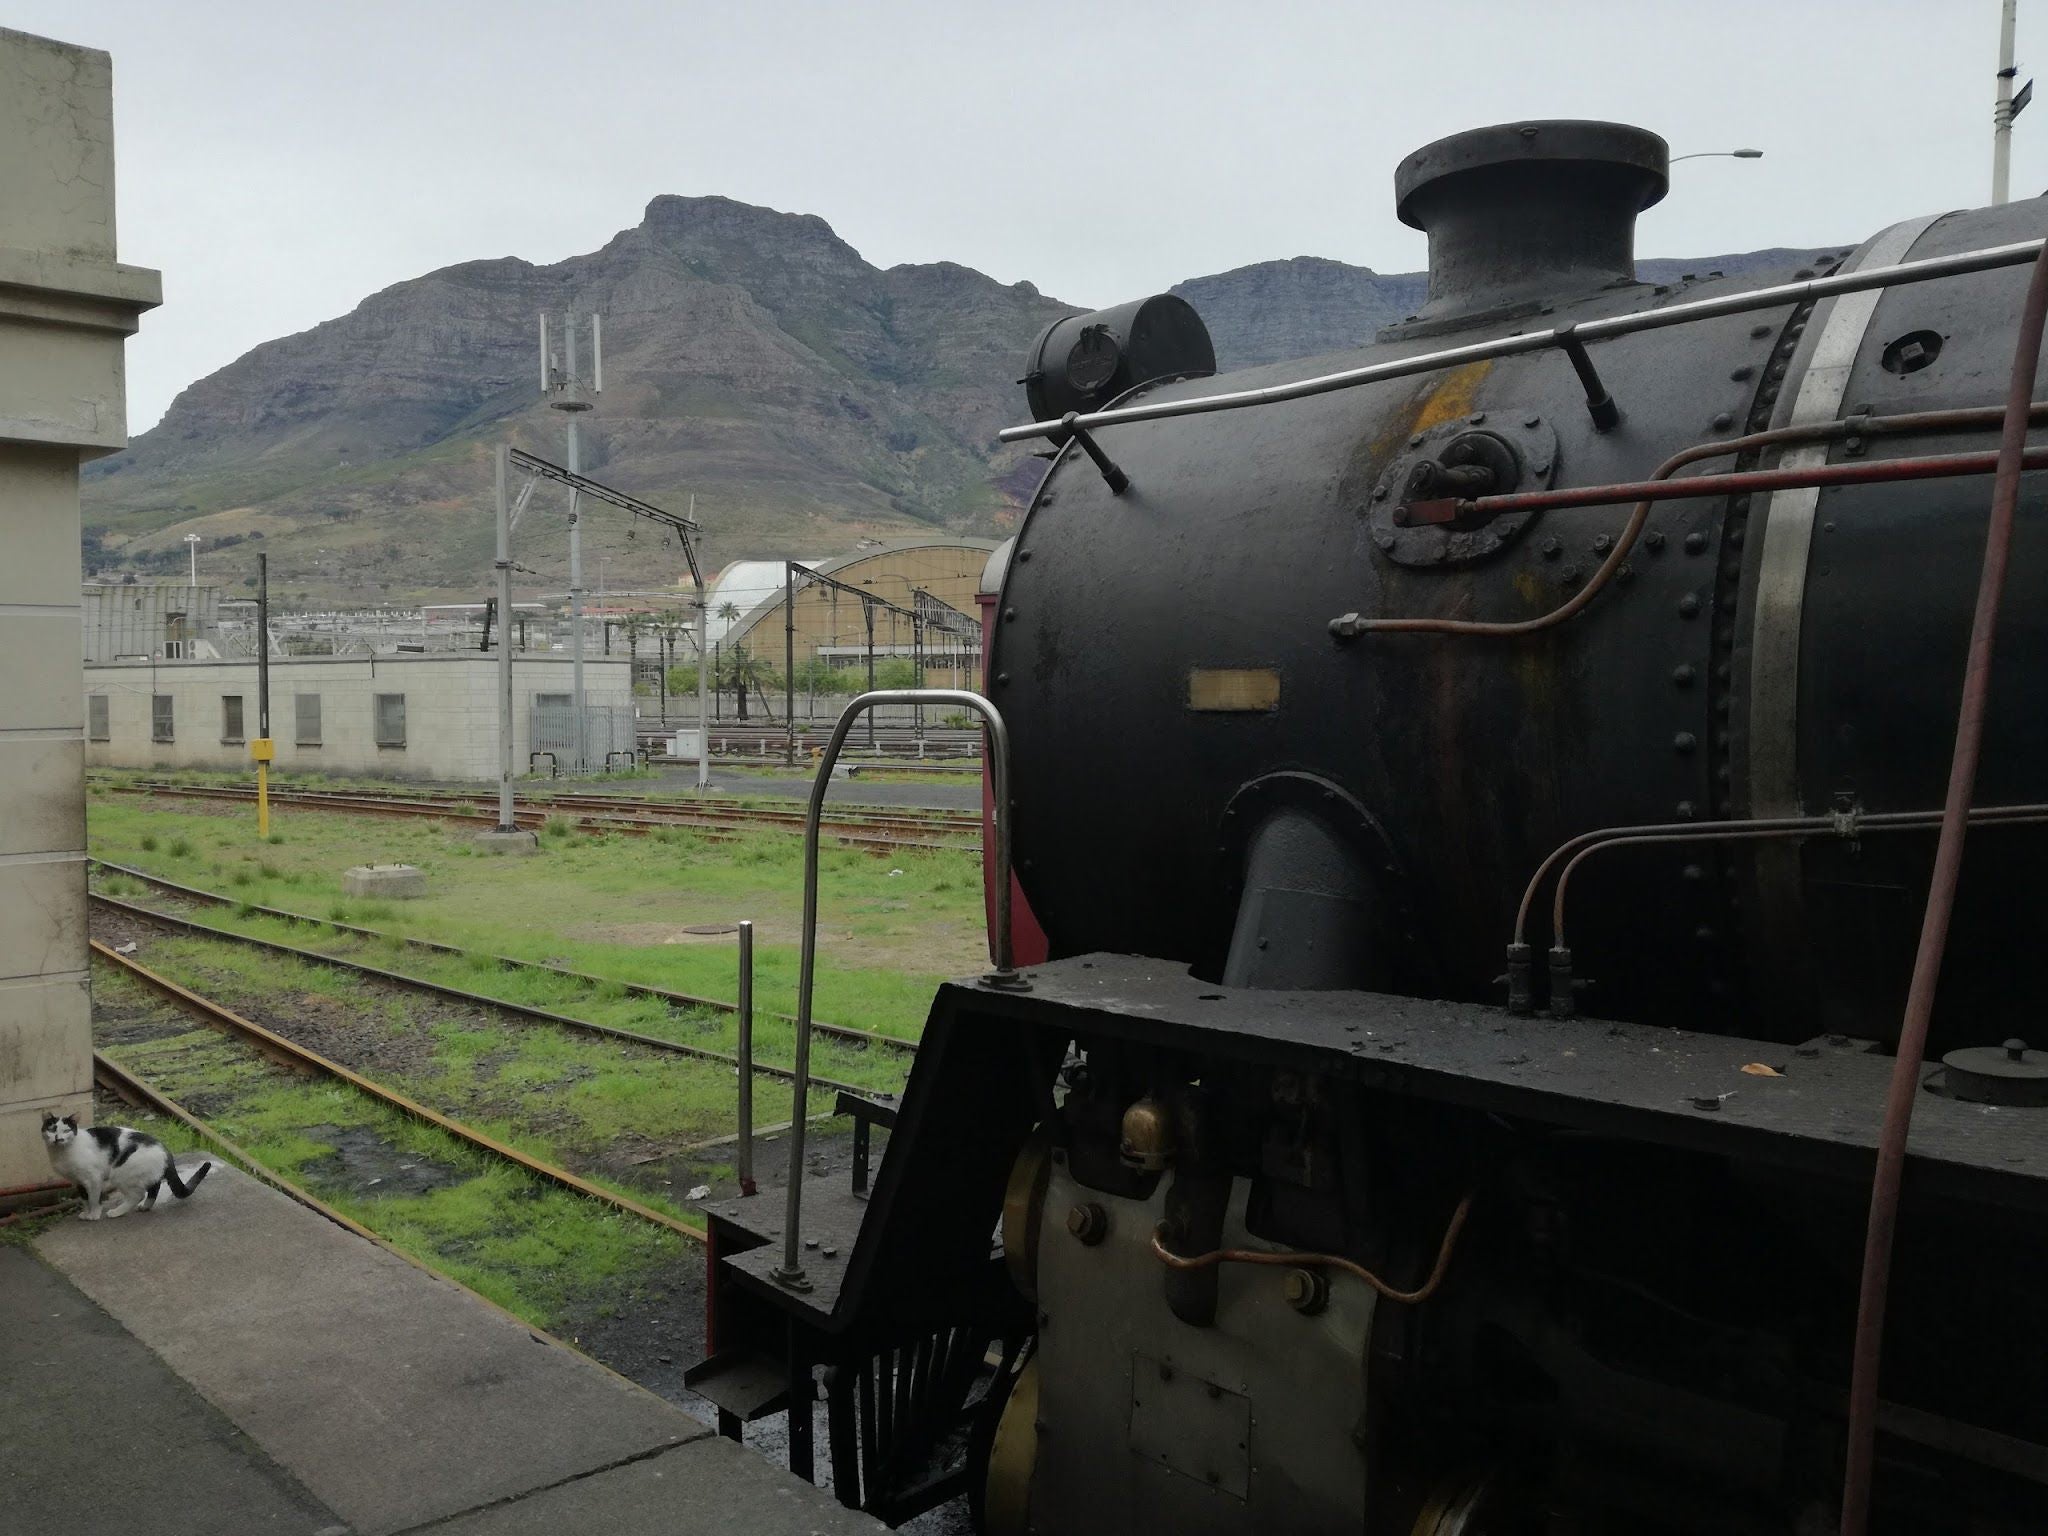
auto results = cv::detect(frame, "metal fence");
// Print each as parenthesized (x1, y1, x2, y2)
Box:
(529, 703, 636, 768)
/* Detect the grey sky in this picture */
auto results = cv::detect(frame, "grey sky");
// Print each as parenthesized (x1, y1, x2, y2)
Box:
(9, 1, 2039, 432)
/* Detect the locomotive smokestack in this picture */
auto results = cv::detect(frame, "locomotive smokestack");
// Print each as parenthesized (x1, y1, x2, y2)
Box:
(1394, 120, 1669, 333)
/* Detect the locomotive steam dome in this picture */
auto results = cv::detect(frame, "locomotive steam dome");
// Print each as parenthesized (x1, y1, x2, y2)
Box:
(1393, 119, 1669, 330)
(991, 119, 2048, 1049)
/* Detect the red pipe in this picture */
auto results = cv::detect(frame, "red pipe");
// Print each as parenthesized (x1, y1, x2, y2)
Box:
(0, 1178, 71, 1201)
(1838, 239, 2048, 1536)
(1363, 405, 2048, 639)
(1433, 443, 2048, 520)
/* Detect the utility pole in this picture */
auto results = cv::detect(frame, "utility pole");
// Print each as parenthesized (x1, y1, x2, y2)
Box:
(252, 553, 272, 837)
(863, 596, 877, 752)
(691, 492, 708, 791)
(784, 561, 797, 764)
(542, 311, 599, 769)
(493, 446, 516, 833)
(1994, 0, 2033, 205)
(184, 532, 200, 588)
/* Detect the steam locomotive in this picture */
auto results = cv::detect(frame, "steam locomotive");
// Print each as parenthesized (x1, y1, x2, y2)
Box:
(691, 121, 2048, 1535)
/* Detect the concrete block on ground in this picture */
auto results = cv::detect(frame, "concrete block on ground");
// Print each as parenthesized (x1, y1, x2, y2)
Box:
(342, 862, 427, 898)
(36, 1165, 705, 1535)
(471, 828, 540, 855)
(0, 1246, 343, 1535)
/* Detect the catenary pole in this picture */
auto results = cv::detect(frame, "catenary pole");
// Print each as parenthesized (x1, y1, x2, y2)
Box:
(494, 445, 516, 832)
(692, 493, 709, 791)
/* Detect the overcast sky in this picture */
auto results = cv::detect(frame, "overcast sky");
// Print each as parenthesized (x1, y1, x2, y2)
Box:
(11, 1, 2045, 432)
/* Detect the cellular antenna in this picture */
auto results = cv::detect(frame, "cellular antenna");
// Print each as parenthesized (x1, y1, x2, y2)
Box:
(539, 308, 599, 769)
(591, 313, 603, 394)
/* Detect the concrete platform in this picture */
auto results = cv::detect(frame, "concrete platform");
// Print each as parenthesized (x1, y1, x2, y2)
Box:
(8, 1165, 879, 1534)
(0, 1246, 338, 1535)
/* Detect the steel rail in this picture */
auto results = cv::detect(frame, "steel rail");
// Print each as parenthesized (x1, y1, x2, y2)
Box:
(89, 858, 916, 1056)
(507, 792, 977, 830)
(100, 780, 980, 851)
(89, 892, 883, 1100)
(998, 238, 2047, 444)
(90, 1050, 683, 1388)
(93, 1049, 425, 1245)
(775, 688, 1017, 1291)
(105, 778, 982, 831)
(89, 941, 708, 1242)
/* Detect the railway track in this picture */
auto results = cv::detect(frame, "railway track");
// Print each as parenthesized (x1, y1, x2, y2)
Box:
(88, 858, 918, 1059)
(639, 723, 985, 761)
(88, 886, 892, 1101)
(90, 941, 708, 1243)
(94, 777, 981, 854)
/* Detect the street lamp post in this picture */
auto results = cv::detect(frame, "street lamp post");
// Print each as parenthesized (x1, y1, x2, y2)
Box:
(183, 532, 200, 587)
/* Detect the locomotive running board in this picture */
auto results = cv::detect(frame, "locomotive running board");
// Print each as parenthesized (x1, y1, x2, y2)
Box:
(943, 954, 2048, 1216)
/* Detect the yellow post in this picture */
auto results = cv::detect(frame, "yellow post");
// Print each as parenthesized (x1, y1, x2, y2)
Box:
(250, 738, 274, 836)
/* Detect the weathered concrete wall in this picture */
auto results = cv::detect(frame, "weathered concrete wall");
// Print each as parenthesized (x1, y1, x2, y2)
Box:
(84, 654, 633, 780)
(0, 28, 159, 1184)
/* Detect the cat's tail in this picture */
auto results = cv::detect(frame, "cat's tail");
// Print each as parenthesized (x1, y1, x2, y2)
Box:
(162, 1158, 212, 1200)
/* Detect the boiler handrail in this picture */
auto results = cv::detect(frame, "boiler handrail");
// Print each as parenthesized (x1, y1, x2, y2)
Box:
(772, 688, 1016, 1289)
(996, 238, 2046, 445)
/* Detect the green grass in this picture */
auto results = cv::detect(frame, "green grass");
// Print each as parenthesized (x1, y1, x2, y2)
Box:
(93, 927, 860, 1192)
(89, 966, 693, 1327)
(88, 794, 983, 1036)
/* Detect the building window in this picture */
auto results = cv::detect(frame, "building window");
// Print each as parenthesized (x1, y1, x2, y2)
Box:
(222, 695, 245, 744)
(374, 692, 406, 748)
(151, 694, 174, 743)
(295, 693, 321, 746)
(87, 695, 109, 742)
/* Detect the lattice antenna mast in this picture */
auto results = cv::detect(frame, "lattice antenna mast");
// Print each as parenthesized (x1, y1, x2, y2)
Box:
(541, 311, 601, 768)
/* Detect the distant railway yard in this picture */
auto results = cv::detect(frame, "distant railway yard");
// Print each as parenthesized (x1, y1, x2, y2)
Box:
(78, 766, 984, 1407)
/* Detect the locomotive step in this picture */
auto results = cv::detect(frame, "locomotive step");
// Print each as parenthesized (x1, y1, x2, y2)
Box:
(684, 1347, 794, 1423)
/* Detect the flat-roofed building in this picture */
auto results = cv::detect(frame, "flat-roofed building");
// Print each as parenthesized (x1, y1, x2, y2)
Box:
(84, 653, 633, 780)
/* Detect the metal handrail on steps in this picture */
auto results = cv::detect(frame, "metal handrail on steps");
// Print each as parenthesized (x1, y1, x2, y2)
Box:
(771, 689, 1019, 1290)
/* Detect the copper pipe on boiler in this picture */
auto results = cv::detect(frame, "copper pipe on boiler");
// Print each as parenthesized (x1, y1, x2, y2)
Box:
(1839, 237, 2048, 1536)
(1535, 804, 2048, 952)
(1149, 1191, 1473, 1306)
(1356, 404, 2048, 639)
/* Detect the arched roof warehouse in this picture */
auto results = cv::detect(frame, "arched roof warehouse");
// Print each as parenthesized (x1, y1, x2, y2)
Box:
(718, 539, 998, 676)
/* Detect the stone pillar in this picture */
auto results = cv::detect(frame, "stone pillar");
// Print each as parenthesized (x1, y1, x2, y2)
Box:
(0, 28, 160, 1186)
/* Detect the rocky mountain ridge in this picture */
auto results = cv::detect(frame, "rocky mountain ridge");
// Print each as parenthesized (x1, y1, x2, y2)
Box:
(84, 196, 1841, 602)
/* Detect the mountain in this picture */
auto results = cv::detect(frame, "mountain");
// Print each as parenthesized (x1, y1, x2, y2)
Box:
(81, 201, 1844, 604)
(1173, 247, 1841, 371)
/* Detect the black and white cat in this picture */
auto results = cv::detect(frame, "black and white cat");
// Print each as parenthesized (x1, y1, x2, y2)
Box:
(41, 1112, 212, 1220)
